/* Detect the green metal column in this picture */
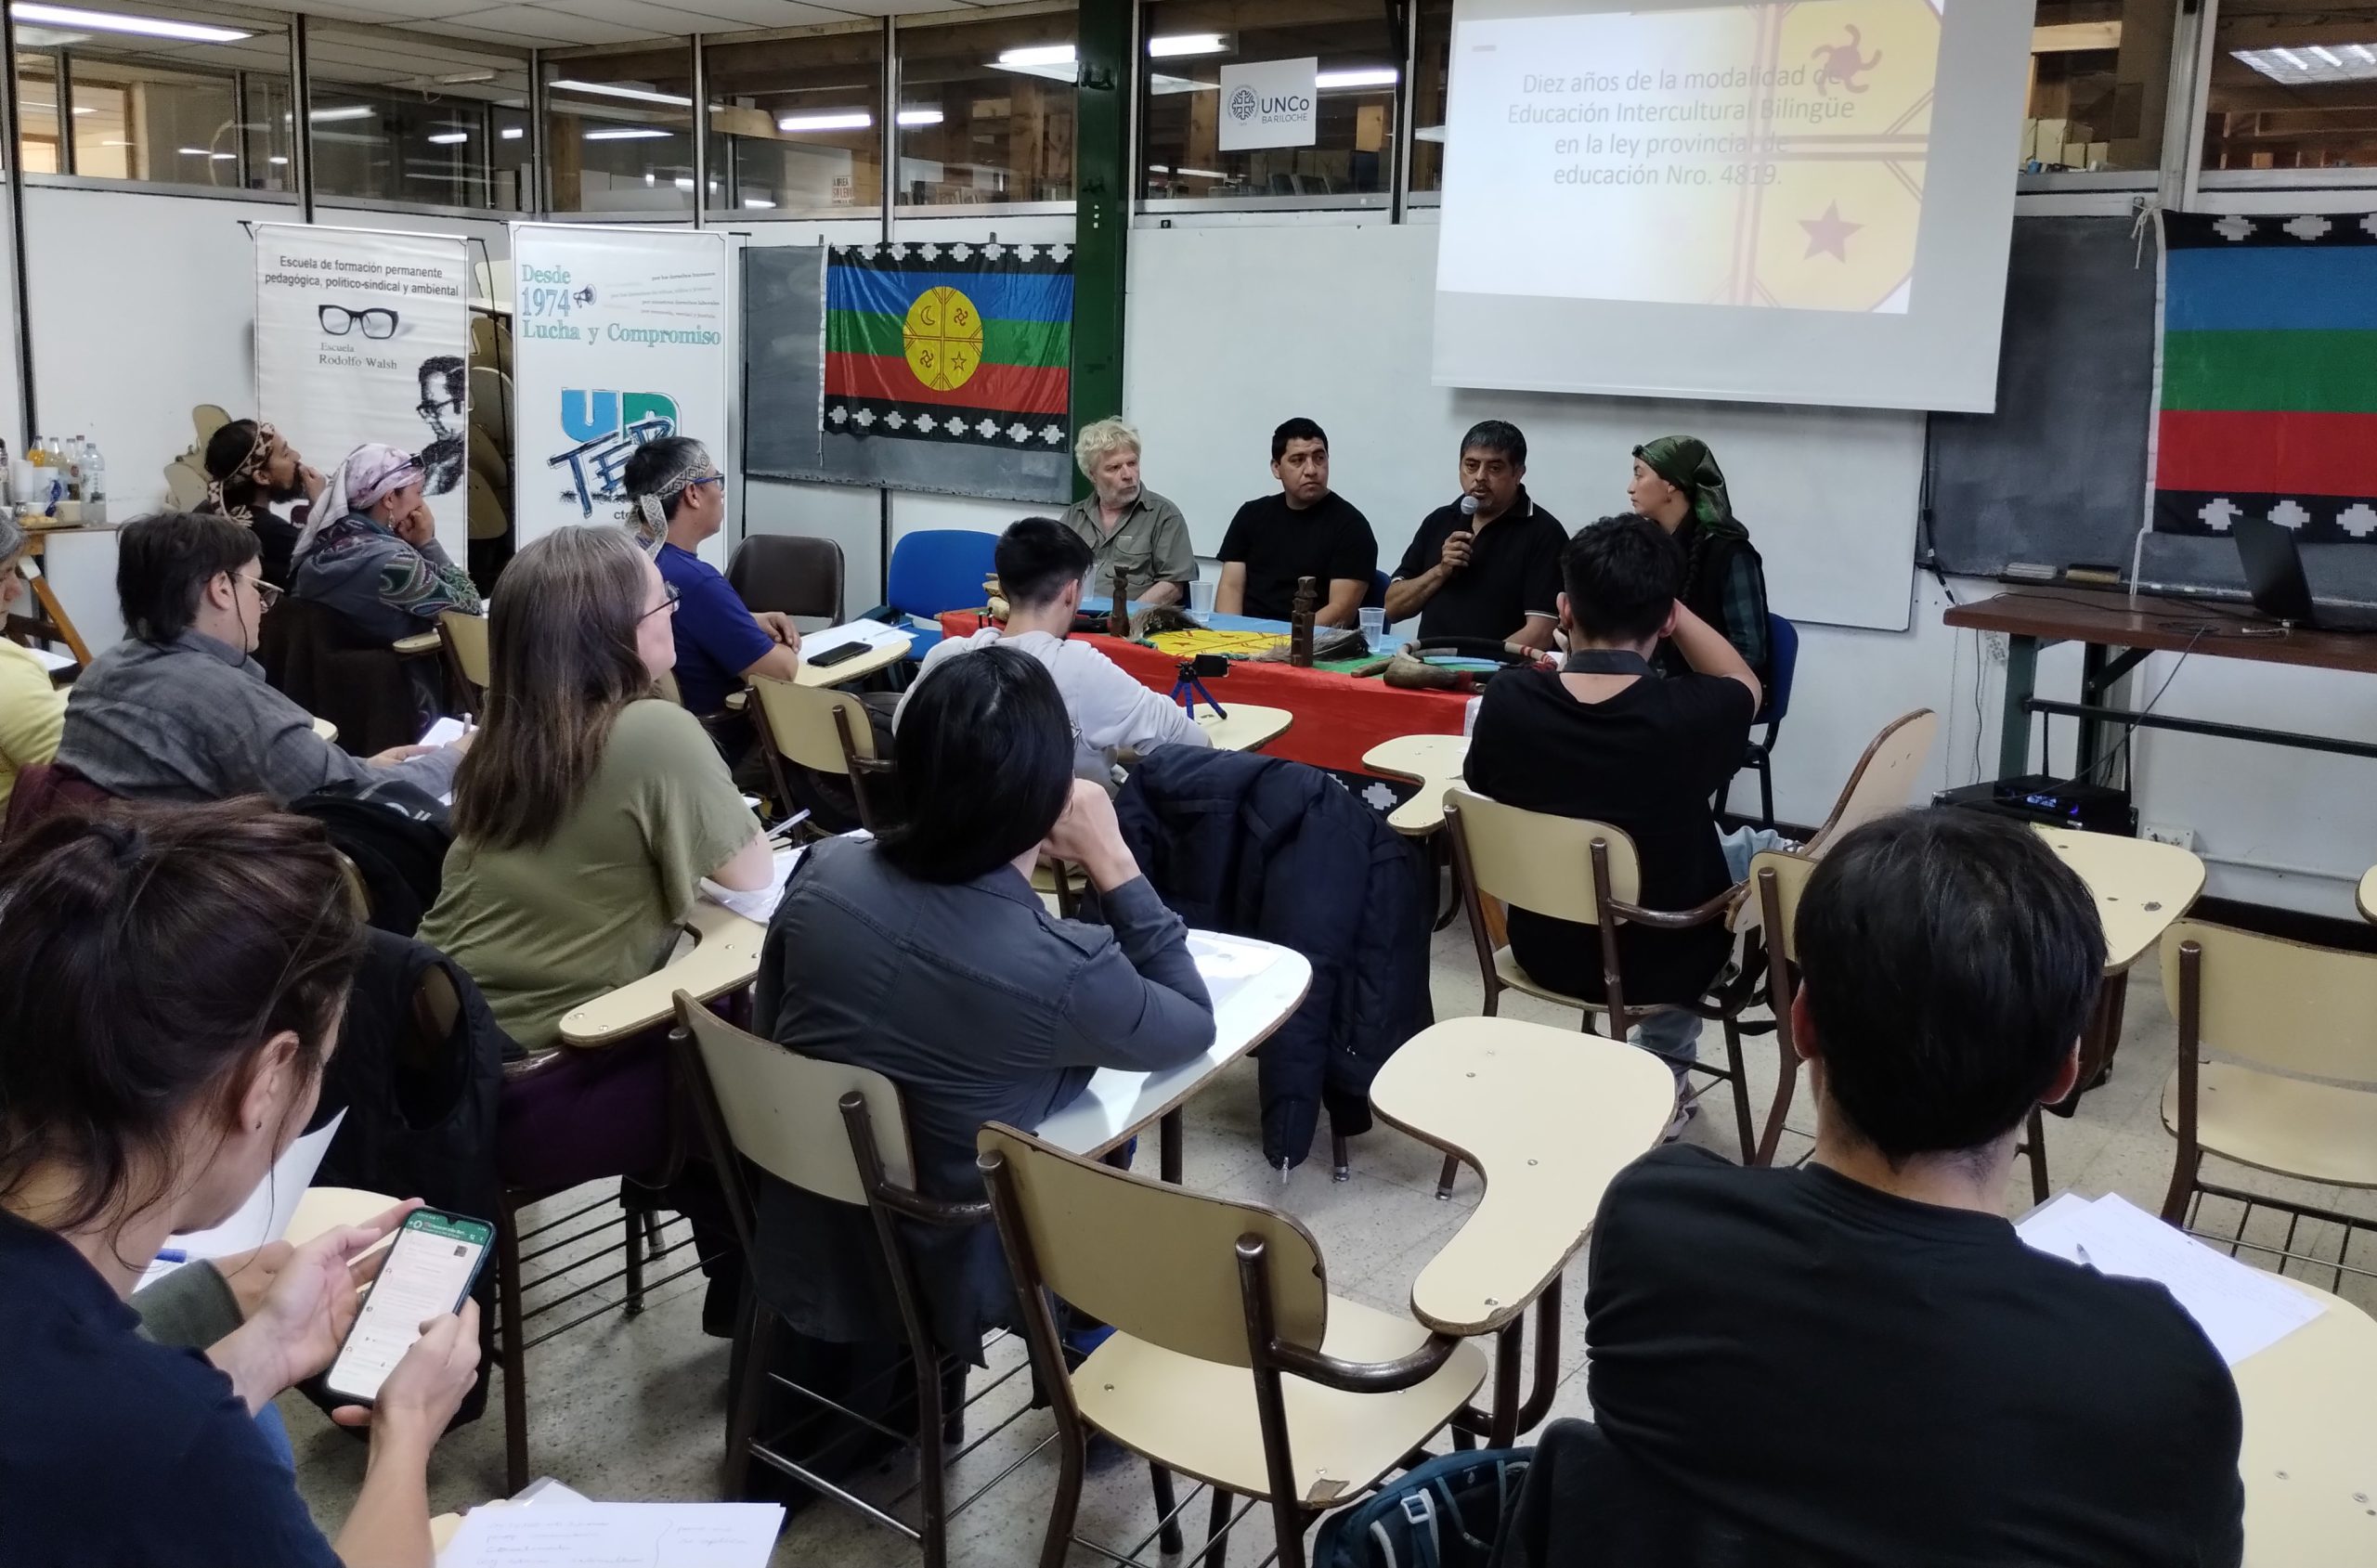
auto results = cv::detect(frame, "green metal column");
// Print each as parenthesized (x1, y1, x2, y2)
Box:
(1072, 0, 1131, 502)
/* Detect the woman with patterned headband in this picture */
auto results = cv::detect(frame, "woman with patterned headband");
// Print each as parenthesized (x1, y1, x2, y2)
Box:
(196, 420, 323, 590)
(291, 442, 483, 652)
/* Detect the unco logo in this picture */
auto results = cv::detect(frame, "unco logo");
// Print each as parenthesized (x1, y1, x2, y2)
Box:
(1229, 84, 1257, 121)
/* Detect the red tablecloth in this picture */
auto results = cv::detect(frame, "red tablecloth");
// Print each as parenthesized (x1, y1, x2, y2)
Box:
(935, 614, 1469, 775)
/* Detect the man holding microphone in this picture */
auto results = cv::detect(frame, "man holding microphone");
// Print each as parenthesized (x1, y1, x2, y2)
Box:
(1385, 420, 1566, 648)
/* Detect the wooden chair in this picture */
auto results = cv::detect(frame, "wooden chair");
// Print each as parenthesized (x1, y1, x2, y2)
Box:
(439, 609, 489, 710)
(669, 994, 1038, 1568)
(749, 674, 897, 833)
(2159, 920, 2377, 1292)
(977, 1123, 1487, 1568)
(1741, 849, 2056, 1194)
(1442, 788, 1754, 1171)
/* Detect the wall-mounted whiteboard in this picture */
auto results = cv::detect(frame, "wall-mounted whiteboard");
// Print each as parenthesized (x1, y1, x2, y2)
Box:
(1124, 221, 1920, 632)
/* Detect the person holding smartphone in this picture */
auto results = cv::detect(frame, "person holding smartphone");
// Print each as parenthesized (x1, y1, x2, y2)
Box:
(0, 800, 481, 1568)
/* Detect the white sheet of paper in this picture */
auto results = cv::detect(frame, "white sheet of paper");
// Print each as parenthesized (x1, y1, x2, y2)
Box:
(1188, 929, 1281, 1016)
(420, 716, 473, 746)
(799, 619, 910, 659)
(2017, 1191, 2326, 1365)
(28, 645, 72, 672)
(436, 1502, 783, 1568)
(700, 845, 805, 925)
(137, 1110, 346, 1290)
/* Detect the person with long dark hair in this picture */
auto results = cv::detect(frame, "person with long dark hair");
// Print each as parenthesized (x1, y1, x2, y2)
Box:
(0, 801, 481, 1567)
(198, 419, 324, 590)
(1629, 435, 1773, 687)
(754, 644, 1214, 1351)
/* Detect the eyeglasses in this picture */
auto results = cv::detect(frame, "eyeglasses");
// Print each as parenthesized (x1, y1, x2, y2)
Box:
(640, 582, 682, 621)
(237, 572, 283, 610)
(319, 305, 398, 340)
(687, 474, 726, 492)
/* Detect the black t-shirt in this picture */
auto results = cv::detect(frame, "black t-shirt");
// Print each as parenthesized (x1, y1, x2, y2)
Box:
(1586, 1147, 2245, 1568)
(1216, 490, 1378, 622)
(1463, 665, 1752, 1004)
(0, 1211, 344, 1568)
(1393, 490, 1566, 642)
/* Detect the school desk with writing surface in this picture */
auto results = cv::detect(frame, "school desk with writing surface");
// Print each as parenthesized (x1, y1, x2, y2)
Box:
(1944, 588, 2377, 783)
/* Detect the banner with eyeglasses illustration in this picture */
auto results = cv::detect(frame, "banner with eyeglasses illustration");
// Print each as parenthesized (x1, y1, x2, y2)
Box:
(508, 223, 734, 565)
(254, 224, 474, 562)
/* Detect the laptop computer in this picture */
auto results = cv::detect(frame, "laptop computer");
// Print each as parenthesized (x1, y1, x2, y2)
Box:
(2232, 516, 2377, 632)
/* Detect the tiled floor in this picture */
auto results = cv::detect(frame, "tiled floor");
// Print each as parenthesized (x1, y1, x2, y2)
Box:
(289, 919, 2377, 1564)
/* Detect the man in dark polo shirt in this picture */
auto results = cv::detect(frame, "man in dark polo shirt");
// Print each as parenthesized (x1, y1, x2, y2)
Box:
(1059, 416, 1194, 607)
(1385, 420, 1565, 647)
(1215, 417, 1377, 626)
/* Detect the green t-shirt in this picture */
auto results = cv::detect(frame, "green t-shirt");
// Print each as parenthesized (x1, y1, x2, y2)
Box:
(420, 699, 758, 1052)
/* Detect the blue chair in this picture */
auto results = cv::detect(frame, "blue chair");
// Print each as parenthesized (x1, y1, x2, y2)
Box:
(886, 529, 999, 619)
(1732, 613, 1799, 827)
(1364, 568, 1390, 610)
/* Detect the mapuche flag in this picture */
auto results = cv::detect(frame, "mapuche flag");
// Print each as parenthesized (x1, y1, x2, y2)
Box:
(2153, 212, 2377, 543)
(823, 241, 1073, 459)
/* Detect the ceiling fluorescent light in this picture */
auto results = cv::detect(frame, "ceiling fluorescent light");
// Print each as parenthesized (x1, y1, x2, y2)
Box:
(896, 107, 942, 126)
(674, 176, 693, 189)
(176, 145, 209, 155)
(267, 153, 285, 163)
(10, 3, 249, 44)
(2234, 44, 2377, 84)
(551, 78, 690, 108)
(435, 70, 497, 85)
(1148, 32, 1226, 58)
(777, 110, 871, 132)
(427, 130, 469, 144)
(1175, 165, 1227, 179)
(997, 44, 1073, 68)
(500, 126, 525, 139)
(1317, 67, 1398, 90)
(584, 127, 670, 141)
(284, 105, 373, 123)
(743, 197, 775, 209)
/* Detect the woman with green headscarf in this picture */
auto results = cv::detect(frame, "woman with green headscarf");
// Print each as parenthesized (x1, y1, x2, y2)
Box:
(1630, 435, 1772, 688)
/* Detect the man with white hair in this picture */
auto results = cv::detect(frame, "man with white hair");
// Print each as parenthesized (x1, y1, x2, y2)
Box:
(1059, 417, 1195, 608)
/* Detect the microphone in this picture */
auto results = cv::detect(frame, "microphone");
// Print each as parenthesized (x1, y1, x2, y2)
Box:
(1458, 494, 1479, 517)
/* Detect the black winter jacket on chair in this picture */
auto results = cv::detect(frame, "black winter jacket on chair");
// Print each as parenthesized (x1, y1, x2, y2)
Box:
(1106, 747, 1433, 1169)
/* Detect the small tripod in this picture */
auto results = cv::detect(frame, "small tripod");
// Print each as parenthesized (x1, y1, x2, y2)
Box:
(1170, 658, 1227, 719)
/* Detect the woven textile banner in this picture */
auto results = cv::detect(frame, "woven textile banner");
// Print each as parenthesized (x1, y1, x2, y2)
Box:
(2153, 211, 2377, 542)
(817, 240, 1074, 504)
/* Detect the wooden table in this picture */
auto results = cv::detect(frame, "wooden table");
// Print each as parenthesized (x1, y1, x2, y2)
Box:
(1370, 1017, 1673, 1446)
(798, 630, 911, 688)
(558, 900, 765, 1047)
(1942, 588, 2377, 783)
(1361, 733, 1470, 836)
(2235, 1276, 2377, 1566)
(1192, 702, 1292, 753)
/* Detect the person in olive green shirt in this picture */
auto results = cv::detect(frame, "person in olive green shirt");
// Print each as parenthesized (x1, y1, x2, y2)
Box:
(419, 525, 769, 1199)
(1060, 416, 1195, 607)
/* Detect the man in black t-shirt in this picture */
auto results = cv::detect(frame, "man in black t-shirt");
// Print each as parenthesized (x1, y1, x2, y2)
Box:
(1578, 810, 2244, 1568)
(1214, 417, 1377, 626)
(1465, 515, 1759, 1090)
(1386, 420, 1565, 646)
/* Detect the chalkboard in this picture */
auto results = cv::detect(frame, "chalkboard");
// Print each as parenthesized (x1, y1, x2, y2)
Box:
(743, 244, 825, 480)
(1926, 215, 2159, 577)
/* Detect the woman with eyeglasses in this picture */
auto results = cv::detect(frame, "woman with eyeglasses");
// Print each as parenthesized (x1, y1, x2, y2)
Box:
(420, 526, 769, 1211)
(292, 442, 483, 648)
(197, 419, 324, 590)
(51, 512, 469, 810)
(621, 437, 800, 721)
(0, 514, 64, 816)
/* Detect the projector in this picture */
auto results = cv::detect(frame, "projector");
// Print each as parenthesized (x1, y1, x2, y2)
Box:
(1932, 775, 2136, 837)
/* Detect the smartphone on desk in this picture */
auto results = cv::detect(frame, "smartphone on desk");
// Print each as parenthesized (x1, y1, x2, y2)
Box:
(806, 640, 871, 667)
(323, 1208, 493, 1406)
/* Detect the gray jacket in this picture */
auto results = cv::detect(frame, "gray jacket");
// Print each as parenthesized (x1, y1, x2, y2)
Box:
(55, 629, 459, 806)
(751, 834, 1214, 1354)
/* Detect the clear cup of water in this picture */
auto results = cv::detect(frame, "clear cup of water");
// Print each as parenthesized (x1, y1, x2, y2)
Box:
(1189, 578, 1218, 614)
(1358, 606, 1387, 642)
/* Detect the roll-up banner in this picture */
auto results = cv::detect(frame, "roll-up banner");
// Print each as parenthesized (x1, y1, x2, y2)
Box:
(510, 224, 734, 564)
(253, 224, 474, 559)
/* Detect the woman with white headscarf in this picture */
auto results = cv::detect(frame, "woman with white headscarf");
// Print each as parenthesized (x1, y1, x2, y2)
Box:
(290, 442, 482, 645)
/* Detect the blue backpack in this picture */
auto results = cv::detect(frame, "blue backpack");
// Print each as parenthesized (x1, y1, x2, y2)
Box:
(1312, 1448, 1532, 1568)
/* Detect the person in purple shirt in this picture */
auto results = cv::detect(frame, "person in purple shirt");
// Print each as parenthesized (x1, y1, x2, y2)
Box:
(621, 437, 802, 719)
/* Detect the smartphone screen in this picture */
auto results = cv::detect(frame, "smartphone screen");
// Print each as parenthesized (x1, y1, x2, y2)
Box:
(323, 1209, 492, 1406)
